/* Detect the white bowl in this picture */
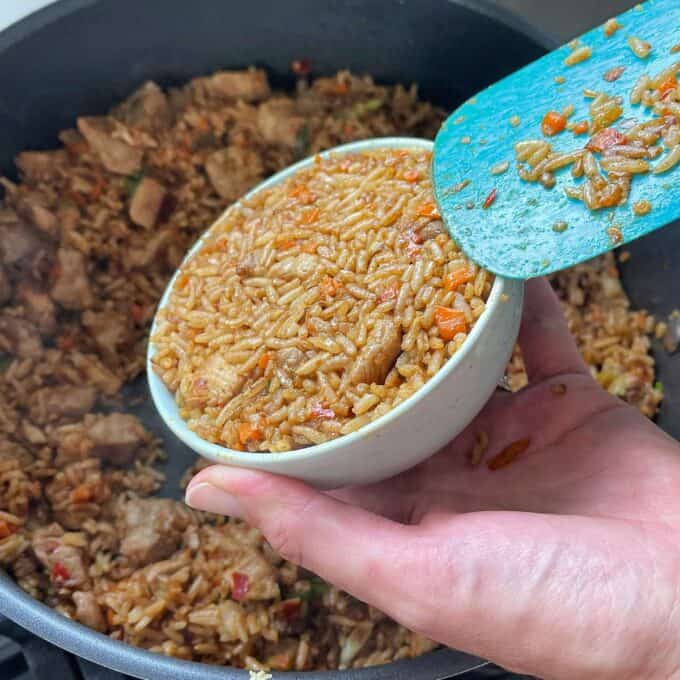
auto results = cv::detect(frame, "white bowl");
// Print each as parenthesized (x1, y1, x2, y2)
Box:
(147, 137, 523, 489)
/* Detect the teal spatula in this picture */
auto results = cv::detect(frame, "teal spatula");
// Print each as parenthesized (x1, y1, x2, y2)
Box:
(432, 0, 679, 279)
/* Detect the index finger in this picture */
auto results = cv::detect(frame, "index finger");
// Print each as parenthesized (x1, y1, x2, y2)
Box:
(519, 278, 588, 384)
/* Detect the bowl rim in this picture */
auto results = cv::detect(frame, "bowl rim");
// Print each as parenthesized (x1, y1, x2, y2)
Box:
(147, 136, 518, 466)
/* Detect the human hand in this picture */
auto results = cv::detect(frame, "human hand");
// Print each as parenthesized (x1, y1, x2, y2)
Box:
(185, 279, 680, 680)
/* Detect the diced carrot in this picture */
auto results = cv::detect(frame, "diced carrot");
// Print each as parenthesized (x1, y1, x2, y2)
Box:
(302, 207, 321, 224)
(258, 353, 271, 371)
(541, 111, 567, 136)
(71, 484, 94, 504)
(487, 438, 531, 470)
(289, 185, 316, 204)
(443, 266, 475, 291)
(334, 81, 349, 95)
(657, 73, 678, 96)
(321, 276, 341, 297)
(404, 169, 420, 182)
(377, 280, 401, 304)
(434, 306, 468, 341)
(572, 120, 589, 135)
(417, 202, 439, 218)
(90, 174, 106, 200)
(586, 128, 627, 152)
(238, 423, 263, 446)
(196, 115, 211, 132)
(176, 273, 190, 289)
(482, 188, 497, 209)
(300, 242, 319, 254)
(277, 239, 297, 250)
(0, 520, 18, 539)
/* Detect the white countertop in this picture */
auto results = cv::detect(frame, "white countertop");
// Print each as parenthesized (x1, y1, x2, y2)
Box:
(0, 0, 57, 33)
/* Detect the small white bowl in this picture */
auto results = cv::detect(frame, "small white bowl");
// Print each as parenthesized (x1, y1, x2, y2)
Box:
(147, 138, 523, 489)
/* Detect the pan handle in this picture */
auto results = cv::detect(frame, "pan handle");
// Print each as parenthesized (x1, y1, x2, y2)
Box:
(0, 616, 79, 678)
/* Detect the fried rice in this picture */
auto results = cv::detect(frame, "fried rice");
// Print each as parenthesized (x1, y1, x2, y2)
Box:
(0, 67, 664, 672)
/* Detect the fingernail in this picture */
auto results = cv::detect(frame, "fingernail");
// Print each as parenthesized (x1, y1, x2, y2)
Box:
(185, 482, 245, 519)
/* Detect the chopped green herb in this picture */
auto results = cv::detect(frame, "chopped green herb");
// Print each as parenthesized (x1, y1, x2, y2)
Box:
(297, 577, 328, 601)
(353, 98, 383, 116)
(654, 381, 664, 393)
(124, 172, 143, 197)
(295, 125, 311, 158)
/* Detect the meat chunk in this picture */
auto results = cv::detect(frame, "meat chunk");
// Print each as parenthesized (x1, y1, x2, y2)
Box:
(82, 310, 131, 361)
(180, 354, 244, 409)
(201, 69, 270, 102)
(73, 591, 106, 632)
(277, 347, 305, 371)
(0, 265, 11, 305)
(76, 116, 143, 175)
(128, 229, 170, 269)
(128, 176, 166, 229)
(235, 251, 260, 277)
(70, 352, 123, 397)
(349, 319, 402, 385)
(118, 499, 191, 567)
(17, 199, 59, 239)
(270, 253, 319, 279)
(205, 146, 264, 201)
(229, 550, 280, 601)
(45, 459, 111, 529)
(113, 81, 173, 132)
(28, 385, 97, 424)
(0, 315, 42, 358)
(15, 150, 69, 182)
(17, 283, 57, 335)
(50, 248, 93, 310)
(0, 211, 42, 266)
(32, 524, 89, 588)
(256, 98, 306, 147)
(86, 413, 149, 465)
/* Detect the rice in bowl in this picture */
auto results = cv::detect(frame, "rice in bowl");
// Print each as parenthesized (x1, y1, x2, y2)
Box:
(151, 148, 492, 452)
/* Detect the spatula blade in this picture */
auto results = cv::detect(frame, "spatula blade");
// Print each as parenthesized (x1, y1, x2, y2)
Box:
(433, 0, 680, 279)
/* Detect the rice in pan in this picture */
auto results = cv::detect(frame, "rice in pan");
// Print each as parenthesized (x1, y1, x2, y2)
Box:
(0, 68, 664, 672)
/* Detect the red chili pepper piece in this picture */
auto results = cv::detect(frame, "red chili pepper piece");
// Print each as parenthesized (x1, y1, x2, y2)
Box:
(51, 561, 70, 583)
(231, 571, 250, 601)
(291, 59, 312, 76)
(482, 188, 497, 209)
(586, 128, 627, 152)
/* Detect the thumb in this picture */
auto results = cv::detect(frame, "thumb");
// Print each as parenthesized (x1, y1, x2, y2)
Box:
(185, 465, 428, 625)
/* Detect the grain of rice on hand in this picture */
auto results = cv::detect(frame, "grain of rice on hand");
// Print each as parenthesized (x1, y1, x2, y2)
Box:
(152, 149, 491, 452)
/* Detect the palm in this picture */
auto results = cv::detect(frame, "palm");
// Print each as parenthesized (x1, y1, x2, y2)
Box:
(336, 374, 680, 526)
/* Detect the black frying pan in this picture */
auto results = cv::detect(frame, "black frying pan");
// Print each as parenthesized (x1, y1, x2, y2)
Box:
(0, 1, 677, 679)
